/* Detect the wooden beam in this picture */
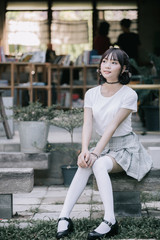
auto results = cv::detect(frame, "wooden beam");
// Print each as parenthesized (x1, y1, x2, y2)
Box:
(47, 0, 52, 43)
(92, 0, 98, 47)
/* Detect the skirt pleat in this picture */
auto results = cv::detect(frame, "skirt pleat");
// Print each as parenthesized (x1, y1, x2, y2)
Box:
(91, 132, 153, 182)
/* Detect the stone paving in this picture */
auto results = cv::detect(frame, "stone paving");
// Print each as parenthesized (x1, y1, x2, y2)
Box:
(12, 186, 96, 221)
(9, 185, 160, 222)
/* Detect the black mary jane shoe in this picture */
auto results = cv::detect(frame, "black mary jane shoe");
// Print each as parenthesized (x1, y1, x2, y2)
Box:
(56, 217, 74, 239)
(87, 219, 118, 240)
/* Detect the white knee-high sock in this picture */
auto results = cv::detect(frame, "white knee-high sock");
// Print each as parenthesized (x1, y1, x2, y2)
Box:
(58, 167, 92, 232)
(92, 156, 115, 234)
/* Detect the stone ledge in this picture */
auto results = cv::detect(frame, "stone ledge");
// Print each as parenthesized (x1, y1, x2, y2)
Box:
(0, 152, 50, 170)
(0, 168, 34, 194)
(110, 168, 160, 191)
(148, 147, 160, 169)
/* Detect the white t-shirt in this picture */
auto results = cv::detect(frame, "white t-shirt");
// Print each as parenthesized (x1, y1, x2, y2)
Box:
(84, 85, 138, 137)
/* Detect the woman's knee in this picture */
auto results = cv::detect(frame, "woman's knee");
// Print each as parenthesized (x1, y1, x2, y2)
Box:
(92, 156, 113, 173)
(76, 166, 92, 176)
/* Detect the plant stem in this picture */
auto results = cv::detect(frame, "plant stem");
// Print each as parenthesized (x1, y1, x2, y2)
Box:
(70, 130, 74, 145)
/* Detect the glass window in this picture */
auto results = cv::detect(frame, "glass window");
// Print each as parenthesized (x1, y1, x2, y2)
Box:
(5, 11, 48, 57)
(104, 10, 138, 44)
(51, 11, 92, 62)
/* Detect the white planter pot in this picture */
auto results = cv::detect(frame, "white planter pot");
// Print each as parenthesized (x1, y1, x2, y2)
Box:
(18, 121, 49, 153)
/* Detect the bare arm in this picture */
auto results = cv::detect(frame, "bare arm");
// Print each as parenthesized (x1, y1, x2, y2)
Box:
(77, 107, 93, 168)
(92, 108, 132, 157)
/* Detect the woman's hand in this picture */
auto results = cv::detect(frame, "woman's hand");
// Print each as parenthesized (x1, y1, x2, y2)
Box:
(77, 151, 90, 168)
(86, 154, 97, 167)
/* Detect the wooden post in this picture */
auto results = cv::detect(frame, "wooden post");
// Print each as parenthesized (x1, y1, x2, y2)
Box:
(92, 0, 98, 46)
(0, 90, 12, 139)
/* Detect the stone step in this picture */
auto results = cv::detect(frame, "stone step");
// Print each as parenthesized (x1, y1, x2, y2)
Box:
(138, 133, 160, 149)
(148, 147, 160, 169)
(0, 152, 50, 170)
(0, 168, 34, 219)
(0, 143, 20, 152)
(0, 168, 34, 194)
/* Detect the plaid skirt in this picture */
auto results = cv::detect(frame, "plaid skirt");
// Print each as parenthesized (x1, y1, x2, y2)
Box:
(91, 132, 153, 182)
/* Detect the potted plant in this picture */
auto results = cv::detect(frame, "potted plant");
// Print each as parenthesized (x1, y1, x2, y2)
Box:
(12, 101, 58, 153)
(50, 108, 83, 186)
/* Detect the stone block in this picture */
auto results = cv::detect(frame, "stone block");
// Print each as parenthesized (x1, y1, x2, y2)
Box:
(34, 143, 81, 185)
(0, 194, 12, 219)
(0, 143, 20, 152)
(114, 203, 141, 217)
(113, 191, 141, 216)
(113, 191, 140, 204)
(0, 152, 50, 169)
(110, 169, 160, 191)
(0, 168, 34, 194)
(148, 147, 160, 169)
(0, 194, 13, 219)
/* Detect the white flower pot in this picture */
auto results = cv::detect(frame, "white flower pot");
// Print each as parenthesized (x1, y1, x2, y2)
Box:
(18, 121, 49, 153)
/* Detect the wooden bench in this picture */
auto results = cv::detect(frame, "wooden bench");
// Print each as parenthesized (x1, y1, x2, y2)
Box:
(0, 168, 34, 219)
(93, 168, 160, 217)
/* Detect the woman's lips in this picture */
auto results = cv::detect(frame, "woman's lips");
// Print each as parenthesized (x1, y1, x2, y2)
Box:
(104, 71, 111, 74)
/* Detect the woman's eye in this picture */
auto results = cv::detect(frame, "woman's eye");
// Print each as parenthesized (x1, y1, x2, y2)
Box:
(112, 61, 117, 64)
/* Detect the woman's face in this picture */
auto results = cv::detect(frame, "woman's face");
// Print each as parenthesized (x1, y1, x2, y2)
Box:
(100, 53, 122, 81)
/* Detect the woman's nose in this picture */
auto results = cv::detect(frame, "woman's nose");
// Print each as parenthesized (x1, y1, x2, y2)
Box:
(105, 61, 111, 68)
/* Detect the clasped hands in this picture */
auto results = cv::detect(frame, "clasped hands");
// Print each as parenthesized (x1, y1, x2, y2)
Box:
(77, 151, 98, 168)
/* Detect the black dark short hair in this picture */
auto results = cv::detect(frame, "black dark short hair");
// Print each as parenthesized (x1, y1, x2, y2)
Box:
(98, 21, 110, 35)
(120, 18, 131, 28)
(98, 47, 131, 85)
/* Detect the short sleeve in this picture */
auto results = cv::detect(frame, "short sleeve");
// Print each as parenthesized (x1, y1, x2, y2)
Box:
(121, 90, 138, 112)
(84, 89, 93, 108)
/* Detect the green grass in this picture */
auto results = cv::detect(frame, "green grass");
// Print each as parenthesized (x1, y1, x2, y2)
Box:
(0, 217, 160, 239)
(141, 191, 160, 202)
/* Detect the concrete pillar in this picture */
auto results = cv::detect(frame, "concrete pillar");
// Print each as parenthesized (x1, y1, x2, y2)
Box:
(138, 0, 160, 61)
(0, 194, 13, 219)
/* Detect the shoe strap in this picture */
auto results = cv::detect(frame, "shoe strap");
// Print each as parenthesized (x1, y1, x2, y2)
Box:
(103, 219, 112, 228)
(58, 217, 70, 223)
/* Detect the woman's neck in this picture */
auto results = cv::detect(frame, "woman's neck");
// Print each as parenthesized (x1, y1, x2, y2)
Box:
(101, 82, 123, 97)
(105, 79, 119, 84)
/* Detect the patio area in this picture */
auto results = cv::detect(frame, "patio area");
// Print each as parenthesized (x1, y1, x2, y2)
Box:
(0, 113, 160, 224)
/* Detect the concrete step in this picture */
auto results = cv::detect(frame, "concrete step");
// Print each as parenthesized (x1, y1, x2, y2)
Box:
(0, 152, 50, 170)
(138, 133, 160, 149)
(0, 168, 34, 194)
(0, 168, 34, 219)
(148, 147, 160, 169)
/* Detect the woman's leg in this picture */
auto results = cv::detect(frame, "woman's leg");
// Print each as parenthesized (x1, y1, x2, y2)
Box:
(58, 167, 92, 232)
(92, 156, 115, 234)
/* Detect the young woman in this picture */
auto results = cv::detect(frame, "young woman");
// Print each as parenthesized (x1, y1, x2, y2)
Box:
(56, 47, 153, 240)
